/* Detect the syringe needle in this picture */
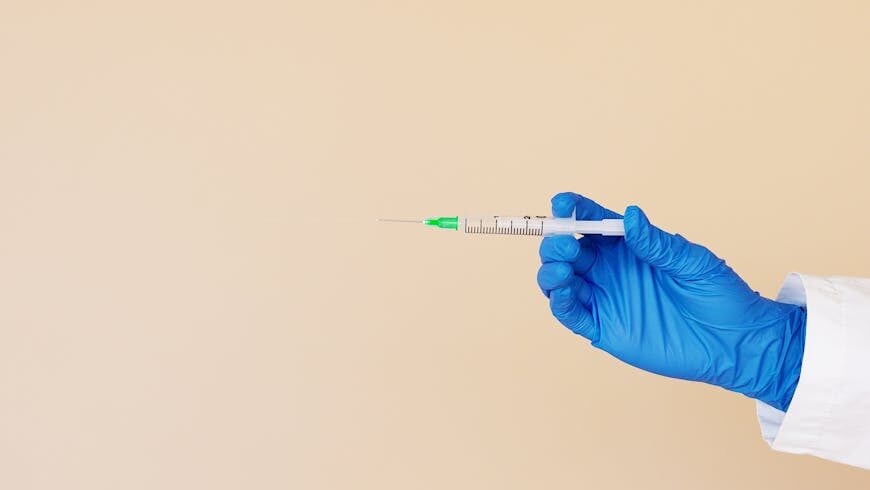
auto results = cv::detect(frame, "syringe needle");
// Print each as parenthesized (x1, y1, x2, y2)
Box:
(378, 218, 423, 223)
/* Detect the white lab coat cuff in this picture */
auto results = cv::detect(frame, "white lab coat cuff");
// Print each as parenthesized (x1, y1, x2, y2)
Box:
(756, 273, 870, 469)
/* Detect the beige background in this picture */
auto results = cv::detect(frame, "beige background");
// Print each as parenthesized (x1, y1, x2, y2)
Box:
(2, 1, 870, 489)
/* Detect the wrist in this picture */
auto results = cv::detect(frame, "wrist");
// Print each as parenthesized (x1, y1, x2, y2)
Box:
(757, 305, 807, 411)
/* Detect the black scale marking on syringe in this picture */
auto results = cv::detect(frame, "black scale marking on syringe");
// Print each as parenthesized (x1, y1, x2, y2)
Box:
(465, 218, 543, 235)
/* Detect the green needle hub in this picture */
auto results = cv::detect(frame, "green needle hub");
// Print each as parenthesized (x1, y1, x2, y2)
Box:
(423, 216, 458, 230)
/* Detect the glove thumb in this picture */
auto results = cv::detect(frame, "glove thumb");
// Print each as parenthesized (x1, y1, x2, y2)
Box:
(623, 205, 724, 280)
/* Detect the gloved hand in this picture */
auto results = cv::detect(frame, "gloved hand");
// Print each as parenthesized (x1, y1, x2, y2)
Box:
(536, 192, 806, 411)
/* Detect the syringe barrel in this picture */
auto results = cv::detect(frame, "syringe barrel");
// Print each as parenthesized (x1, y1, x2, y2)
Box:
(458, 216, 545, 235)
(454, 216, 625, 236)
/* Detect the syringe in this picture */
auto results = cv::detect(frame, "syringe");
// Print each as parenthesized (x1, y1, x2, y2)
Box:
(379, 215, 625, 237)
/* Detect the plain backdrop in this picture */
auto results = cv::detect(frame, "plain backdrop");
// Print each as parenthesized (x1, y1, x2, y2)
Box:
(2, 1, 870, 489)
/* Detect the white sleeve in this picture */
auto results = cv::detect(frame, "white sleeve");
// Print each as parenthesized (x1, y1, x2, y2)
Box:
(756, 273, 870, 469)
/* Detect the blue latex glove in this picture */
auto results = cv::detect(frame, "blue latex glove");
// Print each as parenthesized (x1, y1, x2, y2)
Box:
(536, 192, 806, 411)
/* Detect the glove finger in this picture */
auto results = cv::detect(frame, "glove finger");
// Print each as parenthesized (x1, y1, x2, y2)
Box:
(623, 205, 726, 281)
(570, 238, 598, 276)
(539, 235, 580, 263)
(570, 275, 594, 307)
(540, 236, 598, 276)
(549, 286, 596, 340)
(551, 192, 623, 220)
(537, 262, 574, 296)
